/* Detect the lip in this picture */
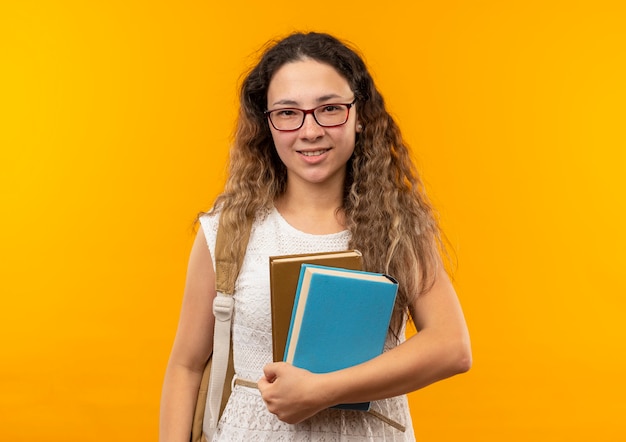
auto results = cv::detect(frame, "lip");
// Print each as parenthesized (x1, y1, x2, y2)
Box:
(296, 147, 331, 164)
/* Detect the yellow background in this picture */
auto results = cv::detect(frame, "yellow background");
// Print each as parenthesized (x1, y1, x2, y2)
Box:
(1, 1, 625, 440)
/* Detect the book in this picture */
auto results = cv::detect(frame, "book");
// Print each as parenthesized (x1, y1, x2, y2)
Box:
(283, 264, 398, 411)
(269, 250, 362, 362)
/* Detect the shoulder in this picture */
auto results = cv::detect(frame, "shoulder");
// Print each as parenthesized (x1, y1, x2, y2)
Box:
(194, 210, 220, 267)
(198, 209, 220, 230)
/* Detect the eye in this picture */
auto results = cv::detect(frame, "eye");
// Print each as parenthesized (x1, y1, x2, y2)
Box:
(319, 104, 344, 114)
(274, 109, 299, 118)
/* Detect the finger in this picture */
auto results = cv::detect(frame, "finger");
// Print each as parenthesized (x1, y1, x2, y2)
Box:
(258, 375, 276, 393)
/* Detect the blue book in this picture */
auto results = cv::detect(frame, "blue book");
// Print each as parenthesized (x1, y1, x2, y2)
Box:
(283, 264, 398, 411)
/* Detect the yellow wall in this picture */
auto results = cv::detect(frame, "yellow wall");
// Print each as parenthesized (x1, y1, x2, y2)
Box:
(1, 1, 624, 440)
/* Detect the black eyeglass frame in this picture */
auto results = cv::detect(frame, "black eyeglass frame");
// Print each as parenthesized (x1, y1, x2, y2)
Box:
(264, 99, 357, 132)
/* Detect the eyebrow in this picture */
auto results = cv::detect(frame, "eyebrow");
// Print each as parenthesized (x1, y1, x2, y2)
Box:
(270, 94, 347, 108)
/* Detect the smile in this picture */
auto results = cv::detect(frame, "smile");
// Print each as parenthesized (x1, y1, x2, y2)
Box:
(299, 149, 330, 157)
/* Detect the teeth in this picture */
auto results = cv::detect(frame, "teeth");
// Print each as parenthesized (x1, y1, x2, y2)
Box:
(301, 149, 328, 157)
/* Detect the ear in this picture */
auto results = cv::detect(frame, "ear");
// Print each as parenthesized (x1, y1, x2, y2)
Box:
(356, 122, 363, 133)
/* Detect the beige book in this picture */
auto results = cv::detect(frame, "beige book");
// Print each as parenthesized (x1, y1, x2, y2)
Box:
(269, 250, 363, 362)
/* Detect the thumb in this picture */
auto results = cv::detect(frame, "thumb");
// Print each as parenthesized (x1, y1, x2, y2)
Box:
(258, 362, 281, 393)
(262, 361, 283, 383)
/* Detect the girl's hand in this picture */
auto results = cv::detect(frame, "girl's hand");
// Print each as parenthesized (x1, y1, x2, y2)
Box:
(257, 362, 333, 424)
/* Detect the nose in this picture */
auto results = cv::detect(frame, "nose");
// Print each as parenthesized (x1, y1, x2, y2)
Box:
(299, 112, 325, 140)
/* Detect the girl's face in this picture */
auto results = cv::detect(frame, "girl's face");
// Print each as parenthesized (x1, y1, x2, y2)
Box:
(266, 58, 360, 189)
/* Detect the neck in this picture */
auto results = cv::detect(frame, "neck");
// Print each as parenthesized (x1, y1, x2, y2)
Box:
(274, 179, 346, 234)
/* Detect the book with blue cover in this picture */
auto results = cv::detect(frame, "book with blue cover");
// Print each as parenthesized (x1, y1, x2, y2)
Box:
(269, 250, 363, 362)
(283, 264, 398, 411)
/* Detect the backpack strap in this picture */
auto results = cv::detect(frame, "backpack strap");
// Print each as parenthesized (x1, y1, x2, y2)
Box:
(214, 215, 253, 295)
(203, 214, 253, 435)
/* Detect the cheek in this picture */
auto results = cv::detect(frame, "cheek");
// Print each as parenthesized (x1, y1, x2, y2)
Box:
(269, 128, 284, 149)
(270, 131, 296, 156)
(341, 131, 357, 153)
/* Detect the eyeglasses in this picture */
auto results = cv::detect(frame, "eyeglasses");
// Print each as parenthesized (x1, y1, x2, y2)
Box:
(265, 99, 357, 132)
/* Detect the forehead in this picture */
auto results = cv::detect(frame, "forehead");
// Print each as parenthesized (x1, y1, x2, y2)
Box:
(267, 59, 352, 106)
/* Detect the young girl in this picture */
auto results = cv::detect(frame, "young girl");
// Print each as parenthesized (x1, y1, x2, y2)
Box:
(160, 32, 471, 441)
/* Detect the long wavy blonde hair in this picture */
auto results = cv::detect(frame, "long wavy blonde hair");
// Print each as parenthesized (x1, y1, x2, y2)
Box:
(210, 32, 445, 334)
